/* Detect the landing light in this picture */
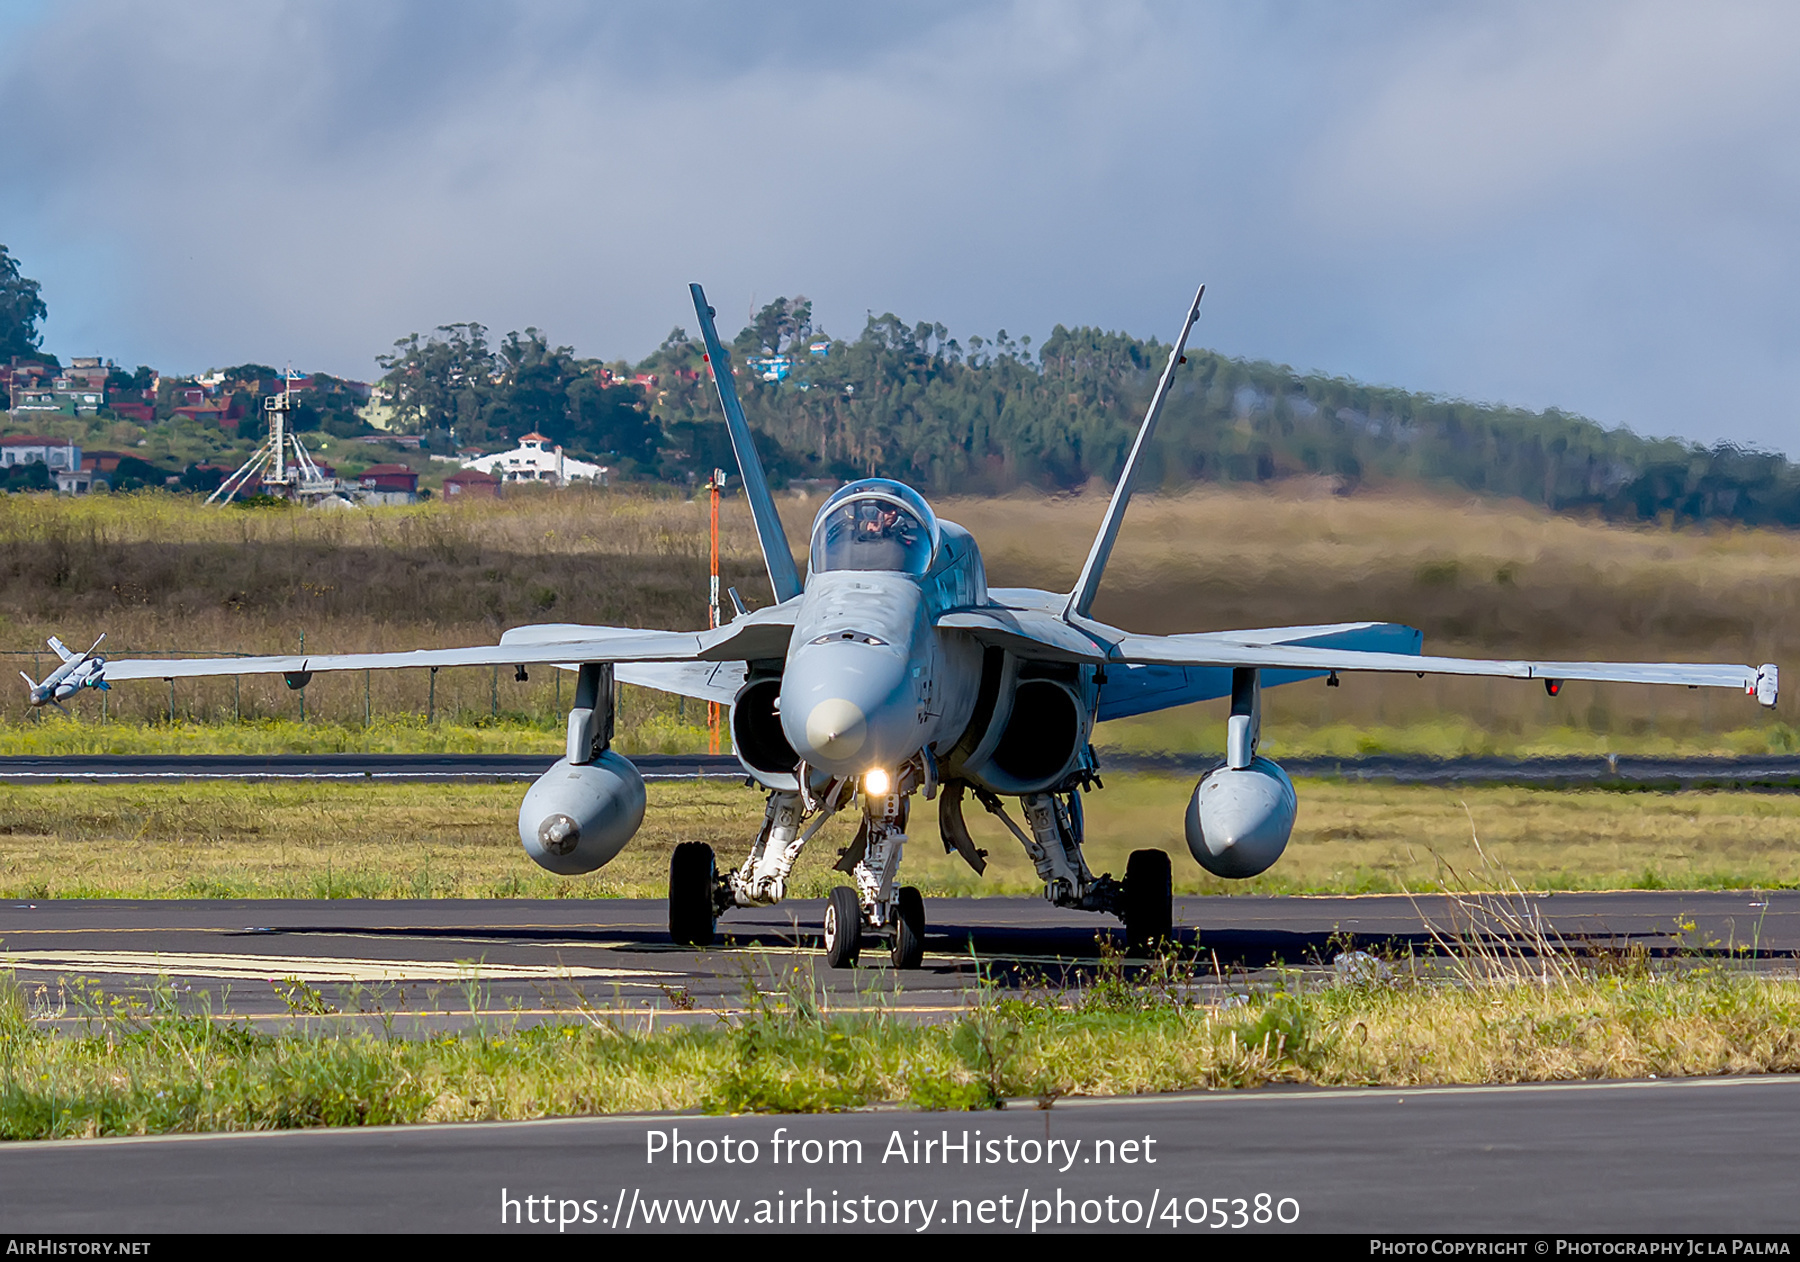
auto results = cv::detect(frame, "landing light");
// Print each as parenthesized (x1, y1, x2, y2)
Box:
(863, 767, 891, 796)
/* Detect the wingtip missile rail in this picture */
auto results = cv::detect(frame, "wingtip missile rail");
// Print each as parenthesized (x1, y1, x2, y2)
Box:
(20, 633, 110, 709)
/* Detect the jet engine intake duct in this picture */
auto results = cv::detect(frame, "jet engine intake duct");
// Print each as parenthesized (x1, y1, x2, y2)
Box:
(519, 751, 647, 875)
(978, 677, 1084, 795)
(1184, 756, 1296, 879)
(732, 675, 801, 787)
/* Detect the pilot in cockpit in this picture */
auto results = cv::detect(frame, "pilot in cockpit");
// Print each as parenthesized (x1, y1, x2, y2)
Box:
(812, 487, 934, 576)
(858, 502, 905, 540)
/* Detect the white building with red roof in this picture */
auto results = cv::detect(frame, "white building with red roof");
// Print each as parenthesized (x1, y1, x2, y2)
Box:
(1, 434, 81, 473)
(460, 432, 607, 486)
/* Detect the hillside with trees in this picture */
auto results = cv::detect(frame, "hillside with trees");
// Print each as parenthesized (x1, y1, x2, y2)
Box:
(8, 220, 1799, 528)
(373, 297, 1800, 527)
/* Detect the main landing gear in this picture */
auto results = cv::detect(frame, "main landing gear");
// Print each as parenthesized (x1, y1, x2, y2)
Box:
(955, 784, 1173, 955)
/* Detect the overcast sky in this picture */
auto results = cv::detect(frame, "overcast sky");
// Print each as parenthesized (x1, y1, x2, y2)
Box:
(3, 1, 1798, 453)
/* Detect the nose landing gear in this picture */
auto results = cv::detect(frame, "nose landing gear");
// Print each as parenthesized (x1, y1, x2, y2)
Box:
(666, 766, 934, 968)
(826, 782, 928, 968)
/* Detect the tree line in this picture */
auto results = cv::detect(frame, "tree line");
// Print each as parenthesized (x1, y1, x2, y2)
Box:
(377, 297, 1800, 527)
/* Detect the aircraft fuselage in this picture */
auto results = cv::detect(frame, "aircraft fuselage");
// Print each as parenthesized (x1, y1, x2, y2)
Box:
(778, 519, 988, 782)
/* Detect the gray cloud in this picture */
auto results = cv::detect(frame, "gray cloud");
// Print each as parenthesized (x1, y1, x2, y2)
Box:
(3, 1, 1798, 453)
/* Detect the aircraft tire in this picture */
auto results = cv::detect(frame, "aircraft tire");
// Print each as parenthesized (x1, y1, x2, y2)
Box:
(1123, 848, 1173, 957)
(668, 842, 718, 947)
(890, 886, 926, 969)
(823, 886, 862, 968)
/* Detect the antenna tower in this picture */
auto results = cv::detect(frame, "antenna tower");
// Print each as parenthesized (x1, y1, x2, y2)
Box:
(207, 369, 337, 505)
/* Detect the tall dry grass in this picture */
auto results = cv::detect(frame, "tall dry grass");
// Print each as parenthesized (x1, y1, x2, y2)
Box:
(0, 484, 1795, 738)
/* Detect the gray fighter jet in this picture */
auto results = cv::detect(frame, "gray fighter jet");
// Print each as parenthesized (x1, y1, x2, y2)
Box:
(53, 283, 1780, 967)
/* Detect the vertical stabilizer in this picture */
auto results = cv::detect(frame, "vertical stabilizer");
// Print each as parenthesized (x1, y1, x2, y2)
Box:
(1064, 283, 1206, 622)
(690, 284, 805, 605)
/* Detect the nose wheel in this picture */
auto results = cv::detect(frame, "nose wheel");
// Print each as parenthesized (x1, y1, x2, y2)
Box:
(822, 884, 927, 969)
(890, 886, 926, 969)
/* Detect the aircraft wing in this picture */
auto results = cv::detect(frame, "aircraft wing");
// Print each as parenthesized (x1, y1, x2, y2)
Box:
(97, 629, 706, 683)
(940, 604, 1777, 707)
(95, 605, 798, 686)
(615, 661, 746, 704)
(1109, 631, 1778, 705)
(1094, 622, 1422, 720)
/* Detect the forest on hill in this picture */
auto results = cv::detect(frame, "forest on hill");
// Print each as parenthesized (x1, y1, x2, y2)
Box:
(373, 296, 1800, 527)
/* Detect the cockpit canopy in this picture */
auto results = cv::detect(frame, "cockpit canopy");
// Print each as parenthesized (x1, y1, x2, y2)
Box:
(809, 479, 940, 577)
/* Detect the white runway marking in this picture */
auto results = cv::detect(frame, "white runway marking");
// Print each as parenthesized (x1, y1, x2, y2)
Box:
(2, 950, 670, 982)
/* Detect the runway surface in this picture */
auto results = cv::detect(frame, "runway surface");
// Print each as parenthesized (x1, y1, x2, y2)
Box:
(2, 1075, 1798, 1232)
(3, 891, 1791, 1030)
(7, 750, 1800, 786)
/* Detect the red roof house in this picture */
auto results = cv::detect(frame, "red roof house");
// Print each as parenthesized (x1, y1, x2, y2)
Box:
(443, 468, 501, 499)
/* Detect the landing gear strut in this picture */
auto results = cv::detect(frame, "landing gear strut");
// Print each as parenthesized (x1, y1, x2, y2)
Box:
(830, 780, 929, 968)
(979, 785, 1175, 955)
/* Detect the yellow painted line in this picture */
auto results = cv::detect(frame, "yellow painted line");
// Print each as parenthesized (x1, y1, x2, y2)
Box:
(3, 951, 670, 983)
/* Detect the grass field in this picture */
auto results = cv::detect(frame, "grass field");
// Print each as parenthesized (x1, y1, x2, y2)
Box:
(5, 949, 1799, 1137)
(2, 776, 1796, 900)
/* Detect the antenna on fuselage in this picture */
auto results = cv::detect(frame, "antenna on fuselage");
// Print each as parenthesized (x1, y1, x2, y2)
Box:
(1064, 283, 1206, 623)
(690, 284, 804, 604)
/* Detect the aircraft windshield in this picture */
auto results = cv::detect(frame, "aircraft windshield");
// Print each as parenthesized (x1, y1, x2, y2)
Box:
(810, 485, 937, 576)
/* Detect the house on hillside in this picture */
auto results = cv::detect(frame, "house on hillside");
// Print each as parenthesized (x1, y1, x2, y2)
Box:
(12, 378, 103, 415)
(460, 432, 608, 486)
(56, 450, 124, 495)
(172, 399, 234, 426)
(0, 435, 81, 474)
(442, 468, 501, 500)
(63, 358, 110, 390)
(356, 463, 418, 506)
(110, 399, 155, 423)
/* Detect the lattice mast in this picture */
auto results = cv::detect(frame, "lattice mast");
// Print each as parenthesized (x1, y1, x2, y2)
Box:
(207, 371, 336, 505)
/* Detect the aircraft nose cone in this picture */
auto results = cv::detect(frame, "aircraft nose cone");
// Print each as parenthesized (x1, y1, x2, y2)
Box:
(804, 698, 867, 761)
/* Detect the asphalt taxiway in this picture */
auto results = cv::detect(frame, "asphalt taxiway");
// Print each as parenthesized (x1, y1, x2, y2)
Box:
(2, 891, 1791, 1030)
(2, 1075, 1798, 1232)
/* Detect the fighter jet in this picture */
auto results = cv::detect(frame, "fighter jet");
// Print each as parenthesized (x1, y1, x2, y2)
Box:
(42, 283, 1780, 967)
